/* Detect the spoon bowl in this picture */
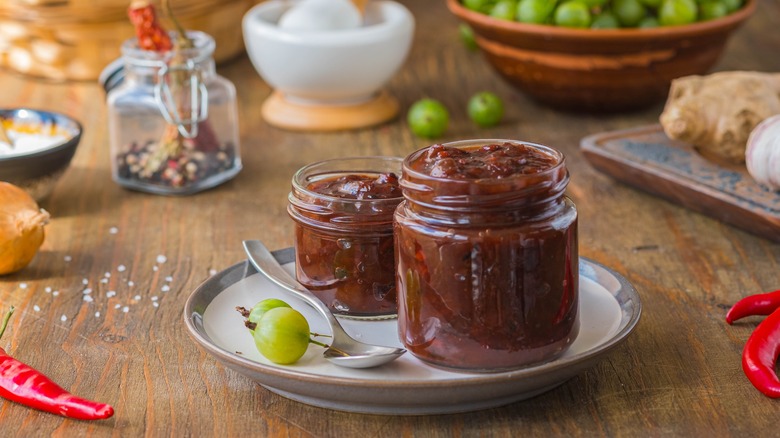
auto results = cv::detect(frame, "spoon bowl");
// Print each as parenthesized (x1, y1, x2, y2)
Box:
(242, 240, 406, 369)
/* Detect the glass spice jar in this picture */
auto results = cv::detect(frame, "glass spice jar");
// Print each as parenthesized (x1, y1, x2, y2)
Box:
(394, 140, 579, 372)
(288, 157, 404, 319)
(106, 31, 241, 195)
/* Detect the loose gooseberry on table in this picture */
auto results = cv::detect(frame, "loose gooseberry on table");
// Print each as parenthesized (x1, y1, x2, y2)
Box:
(468, 92, 505, 128)
(459, 24, 479, 50)
(407, 98, 450, 139)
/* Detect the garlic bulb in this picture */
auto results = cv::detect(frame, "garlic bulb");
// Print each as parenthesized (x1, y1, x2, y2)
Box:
(746, 114, 780, 191)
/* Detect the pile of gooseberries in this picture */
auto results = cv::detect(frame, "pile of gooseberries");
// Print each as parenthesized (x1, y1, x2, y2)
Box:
(237, 298, 329, 364)
(463, 0, 744, 28)
(407, 92, 505, 139)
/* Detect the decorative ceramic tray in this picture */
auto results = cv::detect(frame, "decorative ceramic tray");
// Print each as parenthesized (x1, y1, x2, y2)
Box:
(581, 124, 780, 242)
(184, 248, 642, 415)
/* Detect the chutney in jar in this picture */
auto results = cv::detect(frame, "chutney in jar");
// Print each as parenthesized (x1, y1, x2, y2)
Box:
(394, 140, 579, 371)
(288, 157, 403, 318)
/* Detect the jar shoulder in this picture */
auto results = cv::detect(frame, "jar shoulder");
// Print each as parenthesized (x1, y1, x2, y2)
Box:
(395, 197, 578, 232)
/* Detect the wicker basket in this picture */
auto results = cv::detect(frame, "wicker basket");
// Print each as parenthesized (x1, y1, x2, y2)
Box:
(0, 0, 258, 81)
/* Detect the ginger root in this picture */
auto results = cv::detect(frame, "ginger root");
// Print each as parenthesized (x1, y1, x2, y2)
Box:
(659, 71, 780, 163)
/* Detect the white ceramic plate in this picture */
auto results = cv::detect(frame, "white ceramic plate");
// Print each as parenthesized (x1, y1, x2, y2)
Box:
(184, 248, 641, 415)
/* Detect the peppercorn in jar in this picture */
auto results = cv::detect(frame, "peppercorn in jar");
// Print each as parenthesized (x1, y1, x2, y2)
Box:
(106, 31, 241, 195)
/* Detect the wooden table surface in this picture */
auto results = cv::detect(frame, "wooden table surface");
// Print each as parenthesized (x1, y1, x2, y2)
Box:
(1, 0, 779, 436)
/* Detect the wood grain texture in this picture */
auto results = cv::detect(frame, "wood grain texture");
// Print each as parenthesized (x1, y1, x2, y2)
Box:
(581, 125, 780, 242)
(0, 0, 778, 436)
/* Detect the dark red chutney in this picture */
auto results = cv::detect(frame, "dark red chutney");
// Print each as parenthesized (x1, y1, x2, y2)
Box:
(394, 141, 579, 371)
(289, 157, 403, 318)
(306, 173, 402, 200)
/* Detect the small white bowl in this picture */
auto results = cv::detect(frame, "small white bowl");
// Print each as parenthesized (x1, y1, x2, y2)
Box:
(243, 0, 414, 105)
(0, 108, 82, 201)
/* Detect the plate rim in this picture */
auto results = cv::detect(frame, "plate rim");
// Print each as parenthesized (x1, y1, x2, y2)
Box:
(183, 248, 642, 390)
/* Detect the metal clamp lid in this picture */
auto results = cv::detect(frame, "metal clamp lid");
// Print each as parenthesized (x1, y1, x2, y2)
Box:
(154, 58, 209, 139)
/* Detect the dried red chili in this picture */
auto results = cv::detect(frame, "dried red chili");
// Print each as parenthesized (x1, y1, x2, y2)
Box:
(0, 307, 114, 420)
(741, 307, 780, 398)
(127, 0, 172, 51)
(726, 289, 780, 324)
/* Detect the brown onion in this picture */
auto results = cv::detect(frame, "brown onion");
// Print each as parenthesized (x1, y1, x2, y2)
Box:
(0, 182, 49, 275)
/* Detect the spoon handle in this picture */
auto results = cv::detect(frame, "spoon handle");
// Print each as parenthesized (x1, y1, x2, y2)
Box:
(242, 240, 349, 337)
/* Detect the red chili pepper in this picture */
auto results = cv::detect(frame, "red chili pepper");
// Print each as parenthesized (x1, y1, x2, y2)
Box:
(127, 0, 172, 52)
(0, 307, 114, 420)
(726, 289, 780, 324)
(742, 306, 780, 398)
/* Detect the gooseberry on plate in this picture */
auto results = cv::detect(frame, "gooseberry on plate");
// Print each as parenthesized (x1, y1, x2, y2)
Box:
(248, 298, 291, 326)
(253, 307, 312, 365)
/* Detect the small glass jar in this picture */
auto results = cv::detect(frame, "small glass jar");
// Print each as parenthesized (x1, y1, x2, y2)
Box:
(106, 31, 241, 195)
(288, 157, 403, 319)
(394, 140, 579, 371)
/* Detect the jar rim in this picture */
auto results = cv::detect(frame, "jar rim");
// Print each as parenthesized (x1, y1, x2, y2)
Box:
(402, 139, 567, 184)
(121, 30, 216, 65)
(291, 155, 404, 205)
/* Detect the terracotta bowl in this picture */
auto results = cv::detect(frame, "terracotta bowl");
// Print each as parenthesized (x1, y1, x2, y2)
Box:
(447, 0, 756, 112)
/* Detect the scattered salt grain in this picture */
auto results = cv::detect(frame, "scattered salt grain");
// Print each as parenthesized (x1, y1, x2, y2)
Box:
(106, 290, 117, 298)
(33, 305, 40, 312)
(83, 295, 94, 303)
(114, 304, 121, 309)
(161, 285, 170, 292)
(95, 311, 100, 318)
(109, 227, 118, 234)
(64, 255, 72, 262)
(151, 296, 158, 301)
(153, 302, 159, 308)
(100, 278, 109, 284)
(45, 287, 52, 293)
(209, 269, 217, 276)
(83, 288, 92, 295)
(60, 315, 67, 322)
(104, 272, 111, 278)
(156, 255, 167, 264)
(52, 291, 59, 297)
(82, 278, 89, 285)
(117, 265, 126, 272)
(19, 283, 27, 289)
(153, 266, 159, 272)
(134, 295, 141, 301)
(128, 281, 135, 287)
(165, 276, 173, 282)
(122, 306, 129, 313)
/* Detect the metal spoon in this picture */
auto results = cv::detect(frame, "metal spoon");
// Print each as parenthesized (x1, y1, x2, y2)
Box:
(242, 240, 406, 369)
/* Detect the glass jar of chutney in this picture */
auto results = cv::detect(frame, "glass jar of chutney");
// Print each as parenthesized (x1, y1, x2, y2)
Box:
(106, 31, 241, 195)
(288, 156, 403, 319)
(394, 140, 579, 371)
